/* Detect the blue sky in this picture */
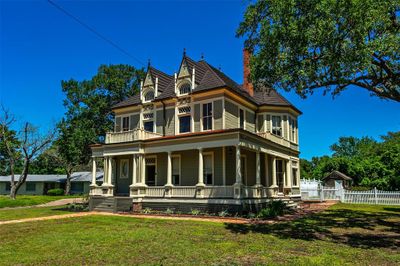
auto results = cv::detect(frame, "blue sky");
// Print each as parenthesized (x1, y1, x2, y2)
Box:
(1, 0, 399, 160)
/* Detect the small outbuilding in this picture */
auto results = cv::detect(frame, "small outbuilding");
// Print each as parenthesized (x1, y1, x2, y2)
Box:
(322, 170, 353, 189)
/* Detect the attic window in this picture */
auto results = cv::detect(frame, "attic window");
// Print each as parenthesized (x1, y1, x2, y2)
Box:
(144, 90, 155, 101)
(179, 83, 191, 95)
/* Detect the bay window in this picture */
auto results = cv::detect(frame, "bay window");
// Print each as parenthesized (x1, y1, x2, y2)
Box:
(122, 116, 129, 132)
(202, 103, 212, 131)
(272, 115, 282, 136)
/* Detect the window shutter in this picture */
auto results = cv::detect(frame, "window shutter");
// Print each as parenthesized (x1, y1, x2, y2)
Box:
(283, 115, 288, 139)
(115, 117, 121, 132)
(257, 114, 264, 132)
(129, 115, 135, 130)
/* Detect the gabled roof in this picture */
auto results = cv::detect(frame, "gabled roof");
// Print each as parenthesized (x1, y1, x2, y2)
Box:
(111, 53, 301, 114)
(323, 170, 353, 181)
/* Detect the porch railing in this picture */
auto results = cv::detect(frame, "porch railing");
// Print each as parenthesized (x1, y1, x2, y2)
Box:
(203, 186, 234, 198)
(146, 186, 165, 197)
(171, 186, 197, 198)
(105, 128, 162, 144)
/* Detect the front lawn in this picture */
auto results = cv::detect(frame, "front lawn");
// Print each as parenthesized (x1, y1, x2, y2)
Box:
(0, 205, 72, 221)
(0, 203, 399, 265)
(0, 195, 81, 208)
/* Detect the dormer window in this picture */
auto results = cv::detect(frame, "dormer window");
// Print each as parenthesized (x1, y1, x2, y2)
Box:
(178, 82, 191, 95)
(144, 90, 155, 102)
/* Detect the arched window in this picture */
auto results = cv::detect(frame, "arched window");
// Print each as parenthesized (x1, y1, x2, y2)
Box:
(179, 83, 191, 95)
(144, 90, 154, 101)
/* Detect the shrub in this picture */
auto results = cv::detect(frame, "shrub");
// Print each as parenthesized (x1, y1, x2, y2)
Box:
(165, 208, 174, 215)
(190, 209, 201, 216)
(351, 186, 372, 191)
(257, 200, 289, 219)
(47, 188, 64, 196)
(66, 203, 88, 212)
(218, 210, 229, 217)
(142, 207, 152, 214)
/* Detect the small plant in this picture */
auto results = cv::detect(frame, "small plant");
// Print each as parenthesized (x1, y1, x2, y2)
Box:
(256, 200, 289, 219)
(191, 209, 201, 216)
(165, 208, 174, 215)
(218, 210, 229, 217)
(66, 203, 88, 212)
(247, 212, 256, 219)
(142, 207, 152, 214)
(47, 188, 64, 196)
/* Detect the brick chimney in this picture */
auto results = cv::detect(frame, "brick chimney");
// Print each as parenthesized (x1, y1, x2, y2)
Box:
(243, 49, 254, 96)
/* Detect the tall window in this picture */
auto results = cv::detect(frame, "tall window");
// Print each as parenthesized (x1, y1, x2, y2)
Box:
(272, 115, 282, 136)
(172, 156, 180, 185)
(276, 160, 284, 192)
(144, 90, 154, 101)
(5, 183, 11, 191)
(202, 103, 212, 130)
(289, 117, 296, 142)
(144, 121, 154, 132)
(179, 115, 191, 133)
(122, 117, 129, 132)
(203, 153, 213, 185)
(292, 168, 298, 186)
(239, 109, 244, 129)
(26, 183, 36, 192)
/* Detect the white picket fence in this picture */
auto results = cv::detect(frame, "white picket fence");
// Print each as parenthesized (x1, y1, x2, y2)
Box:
(300, 179, 400, 205)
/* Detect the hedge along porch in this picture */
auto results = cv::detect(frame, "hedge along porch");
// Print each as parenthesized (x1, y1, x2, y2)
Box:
(89, 130, 300, 212)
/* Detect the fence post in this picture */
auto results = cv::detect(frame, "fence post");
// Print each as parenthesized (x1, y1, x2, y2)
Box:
(374, 187, 378, 204)
(319, 184, 324, 202)
(340, 187, 345, 202)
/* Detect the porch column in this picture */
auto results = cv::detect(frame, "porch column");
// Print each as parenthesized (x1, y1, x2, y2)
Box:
(255, 151, 261, 186)
(197, 148, 205, 186)
(166, 151, 173, 186)
(132, 155, 137, 185)
(102, 157, 108, 185)
(235, 145, 242, 184)
(222, 146, 226, 186)
(271, 156, 277, 187)
(107, 156, 113, 185)
(140, 155, 146, 185)
(286, 160, 291, 188)
(91, 158, 97, 185)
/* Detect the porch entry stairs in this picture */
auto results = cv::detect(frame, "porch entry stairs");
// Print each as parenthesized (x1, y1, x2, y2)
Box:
(90, 197, 133, 213)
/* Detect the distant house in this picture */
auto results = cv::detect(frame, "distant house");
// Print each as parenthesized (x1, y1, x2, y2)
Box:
(322, 171, 353, 189)
(0, 172, 103, 195)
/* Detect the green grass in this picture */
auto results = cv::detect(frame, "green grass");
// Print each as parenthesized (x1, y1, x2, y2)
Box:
(0, 206, 72, 221)
(0, 203, 399, 265)
(0, 195, 82, 208)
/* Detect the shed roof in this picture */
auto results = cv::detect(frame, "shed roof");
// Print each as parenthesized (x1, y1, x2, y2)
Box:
(322, 170, 353, 181)
(0, 172, 103, 183)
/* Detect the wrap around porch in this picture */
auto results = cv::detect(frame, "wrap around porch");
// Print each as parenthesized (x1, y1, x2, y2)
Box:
(89, 145, 300, 200)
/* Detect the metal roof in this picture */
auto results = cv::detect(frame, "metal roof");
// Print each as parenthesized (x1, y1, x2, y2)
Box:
(0, 172, 103, 183)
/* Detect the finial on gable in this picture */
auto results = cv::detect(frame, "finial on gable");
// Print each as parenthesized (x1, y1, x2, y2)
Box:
(200, 53, 204, 60)
(147, 59, 151, 69)
(183, 48, 186, 57)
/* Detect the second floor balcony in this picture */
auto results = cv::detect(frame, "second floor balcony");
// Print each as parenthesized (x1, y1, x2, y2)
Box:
(105, 128, 162, 144)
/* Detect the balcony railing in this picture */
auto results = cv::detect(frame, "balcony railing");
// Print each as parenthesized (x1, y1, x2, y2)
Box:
(105, 128, 162, 144)
(257, 131, 299, 151)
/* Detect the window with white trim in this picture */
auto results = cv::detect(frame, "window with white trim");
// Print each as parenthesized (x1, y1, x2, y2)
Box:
(271, 115, 282, 136)
(239, 109, 245, 129)
(122, 116, 129, 132)
(143, 112, 154, 133)
(144, 90, 155, 101)
(203, 153, 213, 185)
(172, 156, 180, 185)
(292, 168, 298, 186)
(178, 82, 191, 95)
(178, 106, 191, 133)
(289, 116, 297, 142)
(202, 102, 212, 131)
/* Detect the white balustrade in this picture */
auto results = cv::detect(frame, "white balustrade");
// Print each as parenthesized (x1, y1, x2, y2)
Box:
(146, 186, 165, 197)
(203, 186, 234, 198)
(105, 128, 162, 144)
(171, 186, 197, 198)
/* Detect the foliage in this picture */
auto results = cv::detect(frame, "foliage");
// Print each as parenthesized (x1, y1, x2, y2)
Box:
(237, 0, 400, 102)
(256, 200, 289, 219)
(165, 208, 174, 215)
(190, 209, 201, 216)
(46, 188, 65, 196)
(142, 207, 152, 214)
(54, 64, 143, 194)
(64, 203, 88, 212)
(218, 209, 229, 217)
(301, 131, 400, 190)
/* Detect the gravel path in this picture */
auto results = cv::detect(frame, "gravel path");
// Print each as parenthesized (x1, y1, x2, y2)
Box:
(36, 198, 84, 207)
(0, 201, 337, 226)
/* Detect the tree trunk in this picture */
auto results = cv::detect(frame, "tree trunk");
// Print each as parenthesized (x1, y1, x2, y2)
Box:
(9, 184, 16, 200)
(65, 172, 71, 195)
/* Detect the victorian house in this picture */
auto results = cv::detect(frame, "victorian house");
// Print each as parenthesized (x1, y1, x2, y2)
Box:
(89, 50, 301, 213)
